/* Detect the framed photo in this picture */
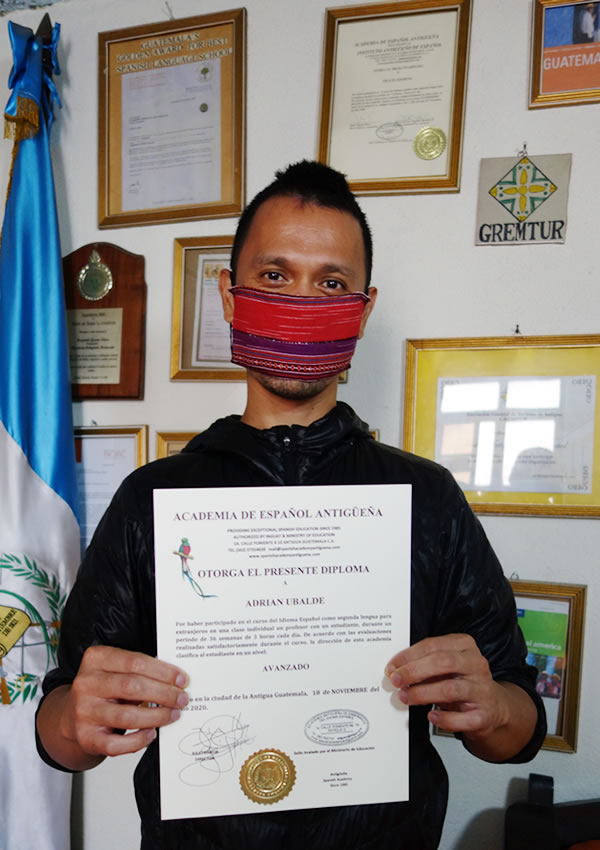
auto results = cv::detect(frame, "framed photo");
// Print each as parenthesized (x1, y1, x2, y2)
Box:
(530, 0, 600, 108)
(74, 425, 148, 553)
(317, 0, 472, 195)
(434, 580, 586, 753)
(98, 10, 246, 228)
(403, 335, 600, 516)
(511, 580, 586, 752)
(170, 235, 244, 380)
(156, 431, 197, 458)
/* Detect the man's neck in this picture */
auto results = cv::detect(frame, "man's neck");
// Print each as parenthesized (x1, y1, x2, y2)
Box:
(241, 374, 339, 429)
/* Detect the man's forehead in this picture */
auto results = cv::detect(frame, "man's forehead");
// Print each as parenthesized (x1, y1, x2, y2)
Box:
(243, 196, 363, 246)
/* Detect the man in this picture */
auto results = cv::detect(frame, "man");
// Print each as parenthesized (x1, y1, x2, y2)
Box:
(36, 161, 545, 849)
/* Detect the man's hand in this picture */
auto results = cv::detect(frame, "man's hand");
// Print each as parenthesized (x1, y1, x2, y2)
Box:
(385, 634, 538, 762)
(37, 646, 189, 771)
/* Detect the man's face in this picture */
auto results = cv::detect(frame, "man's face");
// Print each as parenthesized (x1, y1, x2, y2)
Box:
(219, 195, 377, 400)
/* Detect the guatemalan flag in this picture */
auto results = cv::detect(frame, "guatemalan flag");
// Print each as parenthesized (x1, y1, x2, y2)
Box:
(0, 20, 79, 850)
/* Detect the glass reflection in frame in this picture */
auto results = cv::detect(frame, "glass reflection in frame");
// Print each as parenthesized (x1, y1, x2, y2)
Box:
(435, 375, 594, 495)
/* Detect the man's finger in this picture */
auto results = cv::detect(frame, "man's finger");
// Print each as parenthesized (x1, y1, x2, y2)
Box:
(72, 670, 189, 712)
(84, 700, 181, 733)
(87, 727, 159, 758)
(80, 645, 189, 688)
(385, 634, 477, 677)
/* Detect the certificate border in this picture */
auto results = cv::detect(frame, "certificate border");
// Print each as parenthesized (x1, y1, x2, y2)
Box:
(170, 235, 245, 381)
(403, 335, 600, 516)
(530, 0, 600, 108)
(510, 580, 586, 753)
(156, 431, 198, 459)
(317, 0, 472, 195)
(98, 10, 246, 228)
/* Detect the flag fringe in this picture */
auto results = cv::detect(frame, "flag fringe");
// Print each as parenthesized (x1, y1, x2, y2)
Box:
(1, 97, 40, 255)
(4, 94, 39, 141)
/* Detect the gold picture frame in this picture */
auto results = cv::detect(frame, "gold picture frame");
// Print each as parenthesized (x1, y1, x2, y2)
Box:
(317, 0, 472, 195)
(434, 580, 586, 753)
(170, 235, 244, 381)
(404, 335, 600, 516)
(156, 431, 197, 458)
(510, 580, 586, 753)
(98, 10, 246, 228)
(530, 0, 600, 108)
(74, 425, 148, 552)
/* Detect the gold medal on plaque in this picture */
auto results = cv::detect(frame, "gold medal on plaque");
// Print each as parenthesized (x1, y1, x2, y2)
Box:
(414, 127, 447, 160)
(240, 749, 296, 804)
(77, 249, 113, 301)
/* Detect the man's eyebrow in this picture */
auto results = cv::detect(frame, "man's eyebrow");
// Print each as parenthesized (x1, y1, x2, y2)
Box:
(318, 262, 358, 281)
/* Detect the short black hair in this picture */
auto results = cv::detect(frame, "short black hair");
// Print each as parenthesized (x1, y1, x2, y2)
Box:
(230, 160, 373, 288)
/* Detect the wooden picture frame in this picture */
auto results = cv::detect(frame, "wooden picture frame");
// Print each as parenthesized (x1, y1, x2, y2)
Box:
(404, 335, 600, 516)
(510, 580, 586, 753)
(530, 0, 600, 108)
(156, 431, 197, 458)
(170, 235, 244, 381)
(98, 10, 246, 227)
(74, 425, 148, 552)
(318, 0, 472, 194)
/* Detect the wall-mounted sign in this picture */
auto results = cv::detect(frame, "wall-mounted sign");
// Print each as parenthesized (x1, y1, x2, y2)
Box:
(475, 153, 572, 245)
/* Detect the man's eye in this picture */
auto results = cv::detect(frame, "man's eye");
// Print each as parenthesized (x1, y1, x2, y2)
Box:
(264, 271, 284, 281)
(322, 279, 345, 291)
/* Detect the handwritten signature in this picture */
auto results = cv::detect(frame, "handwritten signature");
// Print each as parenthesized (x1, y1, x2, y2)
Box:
(178, 714, 252, 786)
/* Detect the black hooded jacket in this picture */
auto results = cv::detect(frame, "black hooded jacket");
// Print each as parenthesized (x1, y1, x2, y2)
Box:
(38, 403, 546, 849)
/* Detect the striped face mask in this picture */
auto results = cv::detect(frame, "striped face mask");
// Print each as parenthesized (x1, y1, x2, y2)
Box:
(229, 286, 370, 381)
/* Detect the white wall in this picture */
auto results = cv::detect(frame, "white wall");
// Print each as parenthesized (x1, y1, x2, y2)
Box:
(1, 0, 599, 847)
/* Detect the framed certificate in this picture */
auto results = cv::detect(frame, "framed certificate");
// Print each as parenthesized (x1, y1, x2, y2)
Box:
(530, 0, 600, 108)
(74, 425, 148, 553)
(403, 335, 600, 516)
(98, 10, 246, 227)
(170, 235, 244, 381)
(318, 0, 472, 194)
(510, 580, 586, 753)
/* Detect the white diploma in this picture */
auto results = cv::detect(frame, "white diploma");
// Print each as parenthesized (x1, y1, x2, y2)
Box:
(329, 11, 457, 179)
(154, 484, 411, 820)
(121, 61, 221, 211)
(435, 375, 596, 493)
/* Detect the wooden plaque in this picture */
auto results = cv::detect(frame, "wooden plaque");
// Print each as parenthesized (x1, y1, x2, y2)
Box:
(63, 242, 146, 399)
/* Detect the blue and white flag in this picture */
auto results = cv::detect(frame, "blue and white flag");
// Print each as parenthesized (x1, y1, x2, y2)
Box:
(0, 20, 79, 850)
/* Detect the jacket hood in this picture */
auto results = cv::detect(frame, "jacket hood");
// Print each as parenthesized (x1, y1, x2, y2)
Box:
(182, 401, 372, 485)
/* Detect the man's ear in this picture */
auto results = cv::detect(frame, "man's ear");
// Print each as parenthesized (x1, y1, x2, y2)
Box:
(358, 286, 377, 339)
(218, 267, 235, 323)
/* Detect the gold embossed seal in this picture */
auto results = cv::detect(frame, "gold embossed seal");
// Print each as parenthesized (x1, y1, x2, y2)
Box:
(414, 127, 447, 160)
(240, 749, 296, 804)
